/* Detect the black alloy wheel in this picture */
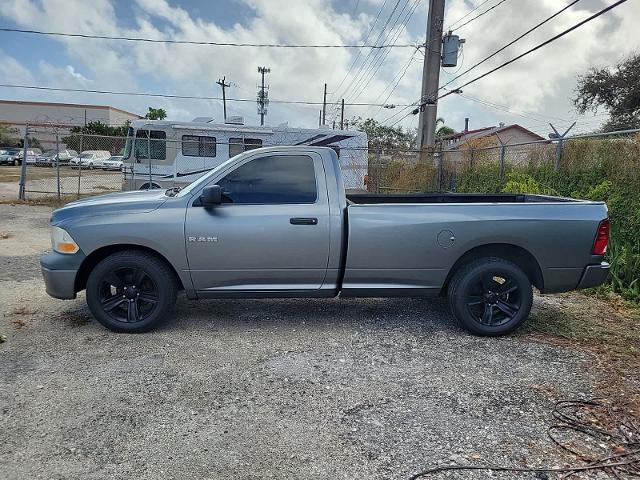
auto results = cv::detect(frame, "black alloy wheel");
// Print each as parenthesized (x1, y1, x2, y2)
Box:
(464, 272, 522, 327)
(448, 257, 533, 336)
(86, 251, 177, 333)
(98, 266, 159, 324)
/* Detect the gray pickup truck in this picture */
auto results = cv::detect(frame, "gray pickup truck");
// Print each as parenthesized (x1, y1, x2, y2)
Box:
(41, 146, 610, 335)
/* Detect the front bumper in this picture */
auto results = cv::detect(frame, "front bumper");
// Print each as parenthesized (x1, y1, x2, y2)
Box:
(576, 261, 610, 289)
(40, 250, 86, 300)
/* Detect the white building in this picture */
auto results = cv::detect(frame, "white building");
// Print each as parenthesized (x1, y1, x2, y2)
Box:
(0, 99, 141, 149)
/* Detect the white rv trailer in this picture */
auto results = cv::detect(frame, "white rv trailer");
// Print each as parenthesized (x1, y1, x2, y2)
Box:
(122, 118, 369, 191)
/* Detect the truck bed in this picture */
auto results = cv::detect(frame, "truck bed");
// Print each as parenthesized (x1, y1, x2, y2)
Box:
(346, 193, 578, 204)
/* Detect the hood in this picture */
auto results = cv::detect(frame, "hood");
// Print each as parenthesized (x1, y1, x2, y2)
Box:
(51, 189, 169, 225)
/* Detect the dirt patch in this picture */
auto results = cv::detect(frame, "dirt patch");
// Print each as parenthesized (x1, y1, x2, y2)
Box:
(522, 293, 640, 422)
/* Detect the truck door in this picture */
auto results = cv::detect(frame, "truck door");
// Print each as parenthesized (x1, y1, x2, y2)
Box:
(185, 152, 331, 292)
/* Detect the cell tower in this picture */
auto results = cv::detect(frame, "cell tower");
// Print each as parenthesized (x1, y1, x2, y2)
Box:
(257, 66, 271, 126)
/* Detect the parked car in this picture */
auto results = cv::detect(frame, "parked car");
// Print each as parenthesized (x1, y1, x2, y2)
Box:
(70, 150, 111, 169)
(37, 149, 78, 167)
(102, 155, 124, 171)
(51, 148, 78, 167)
(36, 150, 59, 167)
(41, 146, 610, 335)
(20, 149, 41, 166)
(0, 148, 22, 165)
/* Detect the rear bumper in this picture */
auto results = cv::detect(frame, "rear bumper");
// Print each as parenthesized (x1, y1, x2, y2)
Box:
(576, 262, 610, 289)
(40, 251, 86, 300)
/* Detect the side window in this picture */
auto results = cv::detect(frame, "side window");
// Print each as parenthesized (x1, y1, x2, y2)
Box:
(182, 135, 216, 157)
(217, 155, 317, 204)
(229, 137, 263, 158)
(134, 130, 166, 160)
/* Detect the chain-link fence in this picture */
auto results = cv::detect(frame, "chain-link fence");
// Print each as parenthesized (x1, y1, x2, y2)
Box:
(365, 128, 640, 196)
(14, 127, 640, 199)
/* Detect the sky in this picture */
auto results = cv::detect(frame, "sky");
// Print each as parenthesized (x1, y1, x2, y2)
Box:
(0, 0, 638, 137)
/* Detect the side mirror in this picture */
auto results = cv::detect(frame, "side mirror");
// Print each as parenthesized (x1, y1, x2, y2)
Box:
(200, 185, 223, 206)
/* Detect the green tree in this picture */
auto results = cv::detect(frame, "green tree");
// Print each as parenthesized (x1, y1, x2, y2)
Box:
(145, 107, 167, 120)
(350, 117, 416, 149)
(573, 52, 640, 132)
(62, 121, 130, 153)
(0, 124, 20, 146)
(435, 117, 455, 137)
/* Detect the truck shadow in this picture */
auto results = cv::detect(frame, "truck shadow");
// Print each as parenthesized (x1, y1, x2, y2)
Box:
(170, 295, 457, 334)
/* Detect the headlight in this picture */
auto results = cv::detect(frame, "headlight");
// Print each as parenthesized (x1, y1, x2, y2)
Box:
(51, 226, 79, 254)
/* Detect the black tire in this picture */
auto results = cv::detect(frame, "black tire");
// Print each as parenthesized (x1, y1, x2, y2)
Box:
(86, 250, 177, 333)
(13, 159, 19, 166)
(448, 257, 533, 336)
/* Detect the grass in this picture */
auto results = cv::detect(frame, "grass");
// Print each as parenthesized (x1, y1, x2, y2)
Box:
(521, 291, 640, 418)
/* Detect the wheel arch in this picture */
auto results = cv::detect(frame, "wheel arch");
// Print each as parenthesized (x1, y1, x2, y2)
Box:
(74, 244, 184, 294)
(442, 243, 544, 294)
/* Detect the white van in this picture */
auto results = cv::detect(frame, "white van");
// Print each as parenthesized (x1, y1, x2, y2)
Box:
(122, 118, 368, 191)
(70, 150, 111, 169)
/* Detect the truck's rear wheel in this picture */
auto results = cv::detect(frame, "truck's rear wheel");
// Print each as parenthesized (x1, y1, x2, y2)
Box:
(86, 251, 177, 333)
(448, 257, 532, 336)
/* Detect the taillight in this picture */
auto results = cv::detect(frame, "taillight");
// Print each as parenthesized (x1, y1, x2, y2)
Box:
(592, 218, 610, 255)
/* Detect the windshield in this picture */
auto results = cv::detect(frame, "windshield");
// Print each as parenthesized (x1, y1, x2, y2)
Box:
(43, 151, 57, 157)
(80, 153, 93, 159)
(176, 154, 245, 198)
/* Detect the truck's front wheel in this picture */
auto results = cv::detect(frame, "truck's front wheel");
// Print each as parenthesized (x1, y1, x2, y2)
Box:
(448, 257, 533, 336)
(86, 251, 177, 333)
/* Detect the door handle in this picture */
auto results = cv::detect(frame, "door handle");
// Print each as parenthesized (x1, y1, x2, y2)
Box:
(290, 217, 318, 225)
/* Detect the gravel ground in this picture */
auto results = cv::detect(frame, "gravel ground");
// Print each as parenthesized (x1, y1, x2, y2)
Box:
(0, 204, 605, 480)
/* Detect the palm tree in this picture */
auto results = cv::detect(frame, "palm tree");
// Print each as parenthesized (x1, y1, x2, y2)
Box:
(435, 117, 455, 137)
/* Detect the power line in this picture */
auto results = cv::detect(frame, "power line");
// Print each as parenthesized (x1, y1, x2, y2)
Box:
(418, 0, 629, 112)
(329, 0, 390, 110)
(0, 83, 411, 107)
(449, 0, 511, 32)
(349, 0, 422, 103)
(439, 0, 581, 94)
(0, 27, 417, 48)
(334, 0, 406, 104)
(331, 0, 421, 123)
(445, 0, 493, 31)
(370, 47, 421, 118)
(457, 92, 572, 124)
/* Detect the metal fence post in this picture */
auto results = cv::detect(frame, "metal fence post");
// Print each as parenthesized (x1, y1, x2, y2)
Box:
(499, 144, 506, 180)
(375, 146, 382, 193)
(437, 143, 443, 191)
(76, 132, 84, 199)
(18, 125, 29, 200)
(469, 148, 475, 169)
(148, 133, 152, 188)
(550, 122, 575, 171)
(55, 131, 61, 199)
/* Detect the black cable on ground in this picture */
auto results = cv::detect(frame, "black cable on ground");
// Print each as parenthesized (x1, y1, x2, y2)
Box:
(409, 398, 640, 479)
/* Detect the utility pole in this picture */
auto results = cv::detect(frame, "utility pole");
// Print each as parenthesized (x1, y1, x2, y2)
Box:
(418, 0, 446, 149)
(216, 76, 231, 122)
(340, 99, 345, 130)
(322, 83, 328, 126)
(257, 66, 271, 126)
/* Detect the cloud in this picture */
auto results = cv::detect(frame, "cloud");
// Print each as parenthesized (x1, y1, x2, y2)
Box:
(0, 0, 637, 134)
(0, 49, 35, 84)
